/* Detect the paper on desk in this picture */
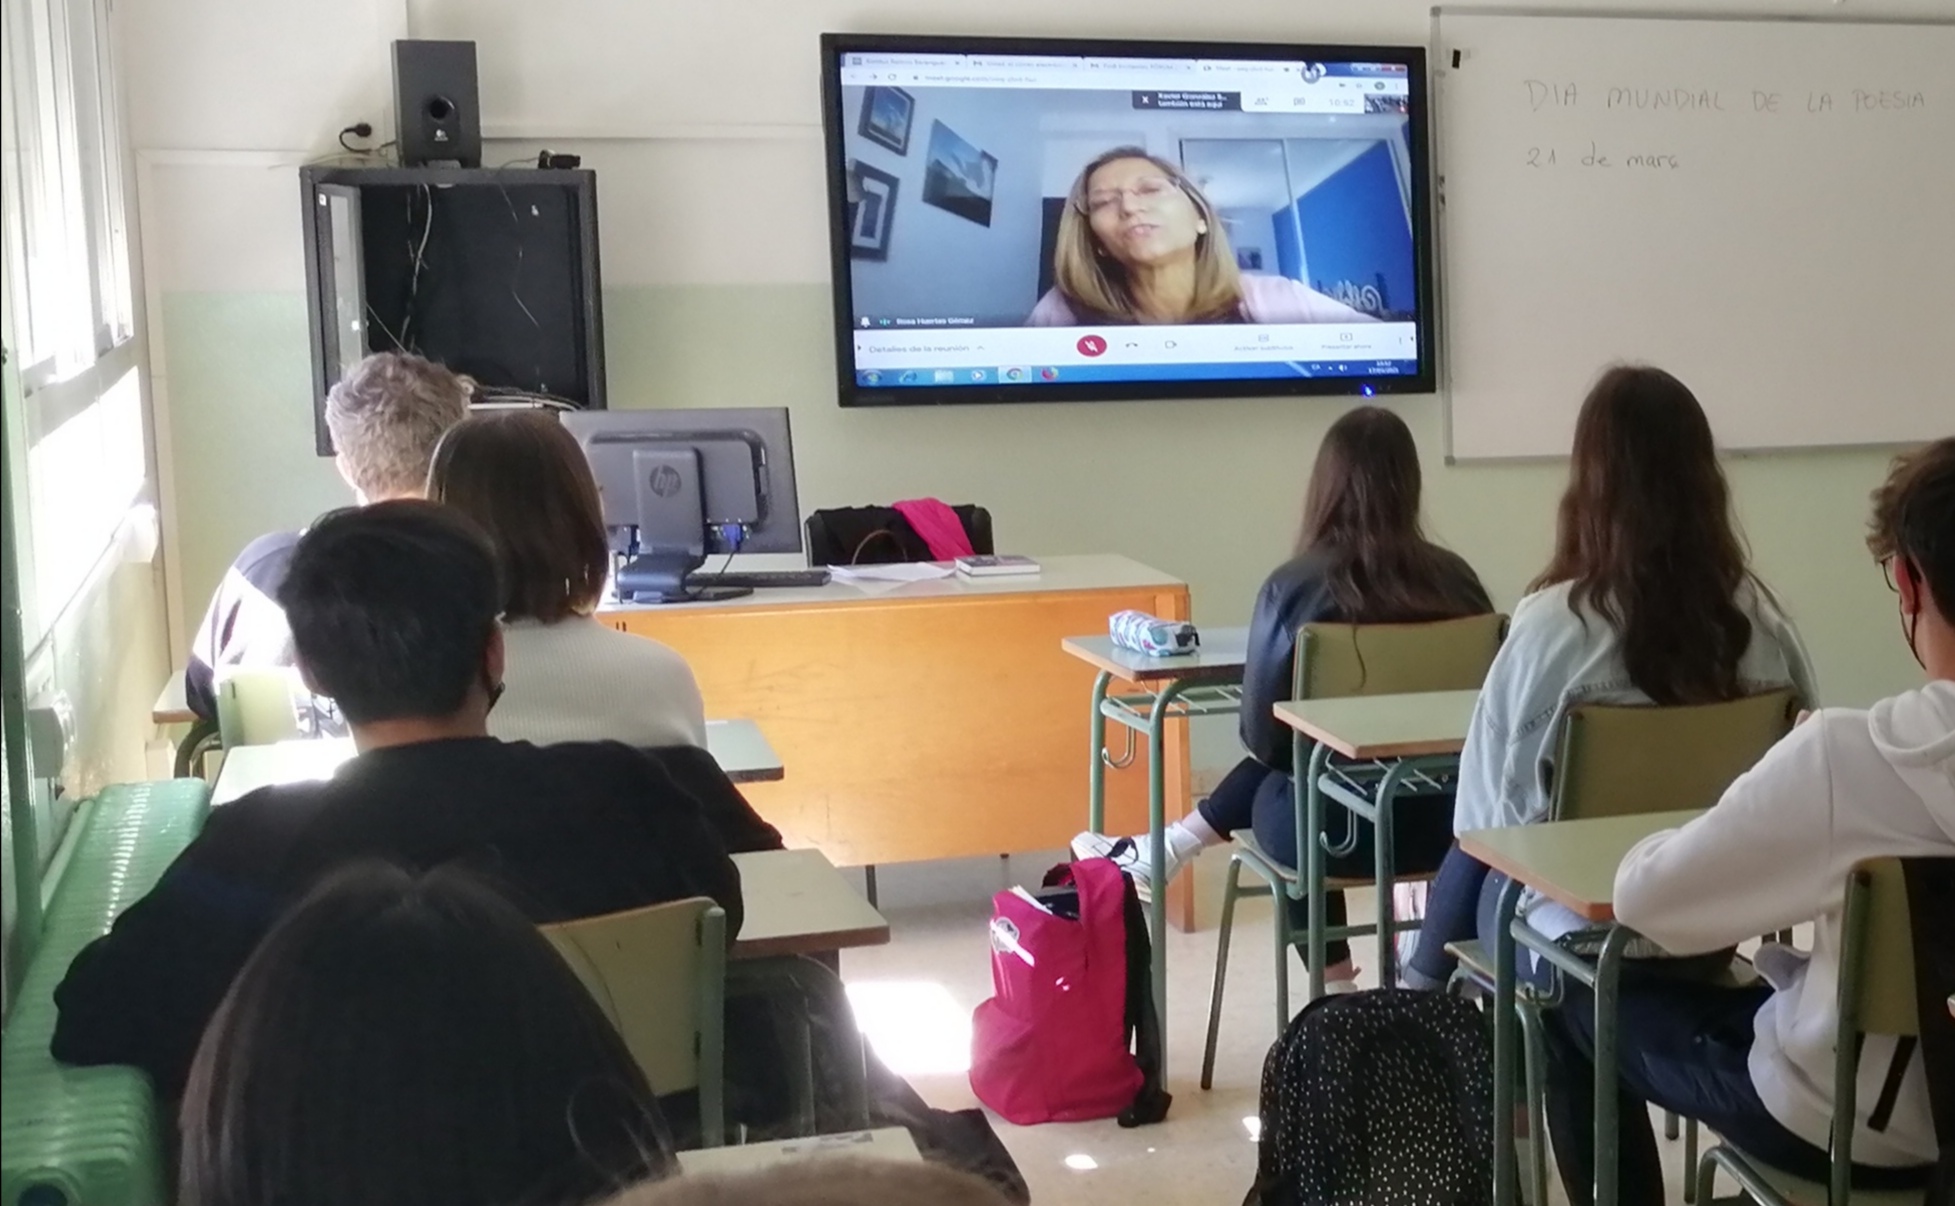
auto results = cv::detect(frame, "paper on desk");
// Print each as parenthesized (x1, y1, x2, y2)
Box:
(828, 562, 954, 583)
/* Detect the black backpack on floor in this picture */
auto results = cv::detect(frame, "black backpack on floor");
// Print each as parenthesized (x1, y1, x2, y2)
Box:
(1246, 988, 1494, 1206)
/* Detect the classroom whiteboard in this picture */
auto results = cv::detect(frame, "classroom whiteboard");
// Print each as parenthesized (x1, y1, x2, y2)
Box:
(1434, 11, 1955, 459)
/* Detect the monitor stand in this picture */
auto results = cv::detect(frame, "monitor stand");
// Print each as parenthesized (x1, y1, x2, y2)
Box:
(615, 553, 752, 605)
(614, 447, 753, 604)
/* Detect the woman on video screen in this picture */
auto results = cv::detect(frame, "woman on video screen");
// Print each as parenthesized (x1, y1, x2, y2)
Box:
(1027, 147, 1374, 327)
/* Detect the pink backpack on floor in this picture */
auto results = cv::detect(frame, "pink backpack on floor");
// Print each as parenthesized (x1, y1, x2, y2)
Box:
(969, 858, 1170, 1127)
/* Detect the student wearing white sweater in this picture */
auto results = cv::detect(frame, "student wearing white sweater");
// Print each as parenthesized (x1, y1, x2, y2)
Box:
(1546, 437, 1955, 1206)
(428, 412, 708, 750)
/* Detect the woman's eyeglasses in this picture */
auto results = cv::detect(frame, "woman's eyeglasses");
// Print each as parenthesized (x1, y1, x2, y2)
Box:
(1881, 554, 1901, 593)
(1077, 176, 1182, 216)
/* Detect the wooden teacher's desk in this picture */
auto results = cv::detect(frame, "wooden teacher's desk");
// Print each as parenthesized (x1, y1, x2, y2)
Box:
(599, 555, 1193, 890)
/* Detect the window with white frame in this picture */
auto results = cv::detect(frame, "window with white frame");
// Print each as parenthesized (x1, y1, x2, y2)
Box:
(2, 0, 145, 643)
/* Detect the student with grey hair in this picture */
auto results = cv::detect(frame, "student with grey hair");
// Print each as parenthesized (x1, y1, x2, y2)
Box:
(182, 351, 472, 723)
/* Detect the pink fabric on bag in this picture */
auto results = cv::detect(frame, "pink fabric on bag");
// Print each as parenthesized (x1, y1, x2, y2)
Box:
(969, 858, 1142, 1125)
(890, 498, 975, 560)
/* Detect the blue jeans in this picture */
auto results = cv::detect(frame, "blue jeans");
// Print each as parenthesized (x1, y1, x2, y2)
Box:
(1199, 756, 1455, 968)
(1543, 974, 1929, 1206)
(1403, 843, 1492, 990)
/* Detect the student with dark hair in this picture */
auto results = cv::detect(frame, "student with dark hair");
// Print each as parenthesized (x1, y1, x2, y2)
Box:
(184, 351, 473, 723)
(1436, 366, 1818, 951)
(428, 411, 707, 749)
(179, 862, 675, 1206)
(1543, 437, 1955, 1206)
(1073, 406, 1492, 988)
(52, 501, 780, 1098)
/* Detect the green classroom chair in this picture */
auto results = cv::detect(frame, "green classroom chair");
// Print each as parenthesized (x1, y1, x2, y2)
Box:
(1549, 688, 1800, 825)
(1697, 858, 1939, 1206)
(212, 666, 312, 749)
(543, 897, 729, 1149)
(1200, 613, 1507, 1090)
(1450, 686, 1800, 1205)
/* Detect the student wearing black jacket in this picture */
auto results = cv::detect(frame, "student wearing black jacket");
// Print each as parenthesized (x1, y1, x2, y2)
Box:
(1075, 407, 1491, 988)
(52, 502, 780, 1099)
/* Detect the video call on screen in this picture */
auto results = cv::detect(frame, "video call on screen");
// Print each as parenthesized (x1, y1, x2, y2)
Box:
(833, 49, 1426, 393)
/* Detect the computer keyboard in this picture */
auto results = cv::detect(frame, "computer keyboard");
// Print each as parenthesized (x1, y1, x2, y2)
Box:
(688, 568, 832, 590)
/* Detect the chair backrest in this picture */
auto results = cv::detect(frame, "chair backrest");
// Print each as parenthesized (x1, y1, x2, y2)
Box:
(542, 897, 728, 1146)
(1295, 613, 1508, 701)
(1550, 688, 1798, 822)
(962, 505, 996, 556)
(1830, 858, 1926, 1200)
(1843, 859, 1920, 1040)
(212, 667, 309, 747)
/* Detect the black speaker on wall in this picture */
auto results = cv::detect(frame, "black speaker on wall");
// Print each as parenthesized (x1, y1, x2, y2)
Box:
(393, 40, 481, 168)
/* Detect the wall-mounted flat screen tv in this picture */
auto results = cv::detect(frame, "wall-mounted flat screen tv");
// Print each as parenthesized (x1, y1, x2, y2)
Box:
(820, 33, 1435, 407)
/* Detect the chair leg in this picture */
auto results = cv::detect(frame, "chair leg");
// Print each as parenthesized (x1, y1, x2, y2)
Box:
(1682, 1118, 1700, 1204)
(1694, 1149, 1720, 1206)
(1665, 1110, 1680, 1141)
(1273, 887, 1293, 1034)
(1519, 1000, 1552, 1206)
(1202, 859, 1244, 1091)
(863, 865, 878, 909)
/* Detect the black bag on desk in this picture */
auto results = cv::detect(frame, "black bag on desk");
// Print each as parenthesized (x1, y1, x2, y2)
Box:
(804, 505, 994, 566)
(1246, 989, 1493, 1206)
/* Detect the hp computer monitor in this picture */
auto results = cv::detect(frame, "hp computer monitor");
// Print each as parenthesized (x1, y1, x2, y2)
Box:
(558, 408, 800, 602)
(820, 34, 1435, 407)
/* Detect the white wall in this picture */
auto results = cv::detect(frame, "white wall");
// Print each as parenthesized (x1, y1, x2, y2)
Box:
(123, 0, 1952, 292)
(124, 0, 1954, 719)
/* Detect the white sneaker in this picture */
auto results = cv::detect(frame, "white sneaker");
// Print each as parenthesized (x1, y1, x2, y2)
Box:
(1069, 831, 1190, 897)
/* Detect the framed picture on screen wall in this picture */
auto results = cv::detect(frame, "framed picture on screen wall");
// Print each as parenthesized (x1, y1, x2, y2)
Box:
(858, 86, 915, 155)
(921, 120, 995, 227)
(848, 161, 899, 259)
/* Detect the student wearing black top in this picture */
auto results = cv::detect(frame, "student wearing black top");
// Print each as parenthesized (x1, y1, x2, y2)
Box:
(52, 501, 780, 1099)
(1074, 407, 1492, 988)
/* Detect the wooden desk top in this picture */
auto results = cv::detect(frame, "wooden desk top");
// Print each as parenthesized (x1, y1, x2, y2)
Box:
(212, 721, 786, 806)
(1061, 626, 1251, 685)
(1272, 690, 1481, 760)
(676, 1127, 920, 1175)
(1458, 809, 1704, 923)
(601, 554, 1182, 616)
(729, 847, 890, 960)
(153, 674, 195, 725)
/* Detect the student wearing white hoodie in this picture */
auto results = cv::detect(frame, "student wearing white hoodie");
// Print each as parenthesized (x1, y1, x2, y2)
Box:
(1544, 436, 1955, 1206)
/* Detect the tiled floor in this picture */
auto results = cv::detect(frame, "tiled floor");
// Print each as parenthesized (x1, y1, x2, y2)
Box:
(836, 850, 1706, 1206)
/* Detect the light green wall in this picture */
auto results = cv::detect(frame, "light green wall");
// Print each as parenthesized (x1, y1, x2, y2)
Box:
(162, 294, 347, 618)
(162, 283, 1922, 724)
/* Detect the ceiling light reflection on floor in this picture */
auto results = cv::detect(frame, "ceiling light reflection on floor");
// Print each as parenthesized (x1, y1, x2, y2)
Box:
(844, 980, 973, 1075)
(1064, 1154, 1100, 1172)
(1243, 1115, 1262, 1142)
